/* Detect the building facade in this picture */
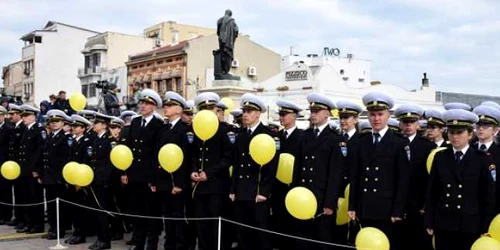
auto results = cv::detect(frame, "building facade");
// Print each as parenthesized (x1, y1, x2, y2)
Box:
(20, 21, 99, 105)
(126, 34, 281, 100)
(144, 21, 215, 45)
(78, 32, 156, 108)
(1, 61, 24, 99)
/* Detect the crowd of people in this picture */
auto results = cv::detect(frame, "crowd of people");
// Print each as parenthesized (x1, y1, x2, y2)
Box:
(0, 88, 498, 250)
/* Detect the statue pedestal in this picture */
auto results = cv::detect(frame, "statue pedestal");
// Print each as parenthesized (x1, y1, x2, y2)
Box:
(213, 50, 241, 81)
(199, 79, 254, 109)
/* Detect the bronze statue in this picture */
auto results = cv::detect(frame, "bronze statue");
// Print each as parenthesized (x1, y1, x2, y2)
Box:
(214, 9, 240, 80)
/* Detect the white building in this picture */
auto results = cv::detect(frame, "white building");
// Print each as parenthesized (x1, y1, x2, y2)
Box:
(20, 21, 99, 105)
(78, 32, 156, 108)
(255, 53, 443, 123)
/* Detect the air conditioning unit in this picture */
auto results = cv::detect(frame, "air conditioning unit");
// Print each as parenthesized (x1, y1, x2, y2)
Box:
(248, 67, 257, 76)
(231, 59, 239, 68)
(155, 39, 162, 47)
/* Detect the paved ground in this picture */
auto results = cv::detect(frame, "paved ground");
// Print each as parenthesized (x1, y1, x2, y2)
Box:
(0, 225, 131, 250)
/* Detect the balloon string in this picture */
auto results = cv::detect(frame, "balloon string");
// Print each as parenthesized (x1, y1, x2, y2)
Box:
(192, 141, 205, 199)
(257, 167, 262, 195)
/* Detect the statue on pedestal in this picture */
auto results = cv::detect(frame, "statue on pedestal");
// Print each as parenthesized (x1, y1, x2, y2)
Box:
(214, 9, 240, 80)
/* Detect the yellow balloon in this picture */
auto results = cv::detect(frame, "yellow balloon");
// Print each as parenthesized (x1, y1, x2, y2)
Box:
(229, 166, 233, 178)
(69, 92, 87, 111)
(1, 161, 20, 180)
(62, 161, 79, 185)
(432, 235, 435, 249)
(276, 153, 294, 184)
(355, 227, 390, 250)
(158, 143, 184, 173)
(193, 110, 219, 141)
(344, 184, 350, 199)
(74, 164, 94, 187)
(249, 134, 276, 166)
(489, 214, 500, 242)
(471, 236, 500, 250)
(110, 145, 133, 171)
(221, 97, 234, 115)
(426, 147, 447, 174)
(336, 198, 349, 225)
(285, 187, 317, 220)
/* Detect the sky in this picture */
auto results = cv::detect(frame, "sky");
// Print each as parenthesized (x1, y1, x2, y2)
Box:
(1, 0, 500, 95)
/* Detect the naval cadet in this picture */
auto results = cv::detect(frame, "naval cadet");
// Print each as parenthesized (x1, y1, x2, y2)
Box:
(190, 92, 233, 250)
(65, 114, 93, 245)
(348, 92, 411, 247)
(230, 93, 278, 250)
(181, 100, 194, 126)
(123, 89, 164, 250)
(425, 109, 495, 250)
(0, 106, 13, 225)
(16, 105, 45, 234)
(393, 104, 435, 250)
(471, 105, 500, 214)
(271, 99, 303, 250)
(424, 109, 449, 148)
(388, 118, 402, 134)
(8, 104, 26, 229)
(119, 110, 136, 145)
(230, 109, 243, 130)
(359, 121, 372, 135)
(87, 113, 114, 250)
(62, 113, 73, 135)
(293, 93, 345, 250)
(444, 102, 471, 111)
(78, 110, 98, 140)
(38, 109, 72, 239)
(216, 100, 228, 122)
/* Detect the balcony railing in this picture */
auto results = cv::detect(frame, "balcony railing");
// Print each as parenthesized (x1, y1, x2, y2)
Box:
(78, 66, 104, 77)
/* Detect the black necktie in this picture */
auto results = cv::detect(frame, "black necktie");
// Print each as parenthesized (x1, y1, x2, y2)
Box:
(284, 130, 288, 139)
(247, 129, 252, 136)
(141, 119, 146, 128)
(314, 128, 320, 138)
(455, 151, 463, 164)
(343, 133, 349, 141)
(166, 123, 172, 131)
(480, 144, 487, 152)
(373, 133, 381, 145)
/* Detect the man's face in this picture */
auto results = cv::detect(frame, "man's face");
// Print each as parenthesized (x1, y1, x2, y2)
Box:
(49, 120, 64, 131)
(368, 110, 390, 131)
(448, 129, 473, 149)
(63, 124, 72, 133)
(71, 125, 85, 136)
(181, 113, 193, 125)
(10, 113, 21, 123)
(216, 108, 225, 122)
(139, 101, 155, 116)
(242, 109, 260, 126)
(339, 115, 357, 132)
(110, 127, 121, 138)
(476, 124, 497, 142)
(163, 104, 182, 118)
(401, 120, 419, 136)
(93, 122, 106, 133)
(426, 125, 444, 140)
(279, 112, 296, 128)
(22, 114, 36, 125)
(60, 93, 66, 100)
(310, 109, 329, 126)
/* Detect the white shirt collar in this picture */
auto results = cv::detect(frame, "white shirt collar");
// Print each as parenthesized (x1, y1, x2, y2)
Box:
(52, 129, 62, 137)
(344, 128, 356, 140)
(27, 122, 36, 130)
(248, 122, 260, 134)
(407, 133, 417, 143)
(169, 117, 181, 128)
(479, 140, 494, 151)
(453, 145, 469, 158)
(285, 126, 297, 138)
(435, 139, 444, 147)
(315, 122, 329, 135)
(373, 126, 389, 139)
(15, 120, 22, 128)
(142, 114, 154, 127)
(75, 134, 84, 141)
(98, 132, 106, 138)
(0, 122, 3, 128)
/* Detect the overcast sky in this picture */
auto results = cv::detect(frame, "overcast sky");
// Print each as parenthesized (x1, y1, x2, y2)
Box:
(1, 0, 499, 95)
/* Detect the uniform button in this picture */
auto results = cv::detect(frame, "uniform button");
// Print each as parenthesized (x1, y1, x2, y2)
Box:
(445, 204, 449, 208)
(241, 164, 244, 167)
(374, 178, 378, 182)
(311, 156, 315, 159)
(133, 148, 136, 151)
(199, 159, 202, 162)
(200, 148, 203, 151)
(302, 179, 305, 183)
(447, 184, 451, 188)
(457, 205, 461, 209)
(138, 149, 141, 152)
(375, 167, 379, 171)
(363, 189, 367, 192)
(239, 175, 243, 179)
(458, 185, 462, 189)
(366, 167, 370, 171)
(140, 140, 143, 143)
(458, 195, 462, 199)
(138, 159, 141, 162)
(246, 175, 250, 178)
(242, 153, 245, 156)
(247, 164, 251, 167)
(302, 168, 306, 171)
(206, 148, 209, 151)
(205, 159, 208, 162)
(446, 193, 450, 197)
(373, 189, 377, 192)
(365, 178, 368, 182)
(309, 168, 313, 171)
(134, 140, 137, 142)
(309, 180, 313, 183)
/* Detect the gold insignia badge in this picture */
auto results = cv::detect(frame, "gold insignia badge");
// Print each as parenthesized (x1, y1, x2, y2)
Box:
(481, 115, 485, 119)
(429, 117, 433, 121)
(373, 101, 378, 105)
(453, 120, 458, 125)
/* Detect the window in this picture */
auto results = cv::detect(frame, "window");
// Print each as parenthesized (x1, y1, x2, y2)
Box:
(147, 63, 152, 67)
(84, 56, 90, 71)
(89, 83, 97, 98)
(132, 66, 138, 69)
(166, 79, 173, 91)
(92, 53, 101, 67)
(158, 80, 166, 93)
(157, 60, 163, 64)
(166, 59, 172, 63)
(34, 36, 42, 43)
(176, 57, 182, 61)
(175, 78, 182, 94)
(114, 76, 119, 84)
(82, 84, 89, 98)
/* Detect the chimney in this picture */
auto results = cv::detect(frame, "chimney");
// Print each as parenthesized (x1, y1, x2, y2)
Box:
(422, 72, 429, 87)
(171, 30, 179, 45)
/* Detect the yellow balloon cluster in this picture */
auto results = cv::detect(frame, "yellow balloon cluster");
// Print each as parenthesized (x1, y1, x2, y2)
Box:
(221, 97, 234, 115)
(336, 198, 349, 225)
(69, 92, 87, 112)
(110, 145, 133, 171)
(471, 236, 500, 250)
(1, 161, 20, 180)
(489, 214, 500, 242)
(276, 153, 294, 184)
(193, 110, 219, 141)
(62, 162, 79, 185)
(285, 187, 317, 220)
(426, 147, 447, 174)
(249, 134, 276, 166)
(158, 144, 184, 173)
(355, 227, 390, 250)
